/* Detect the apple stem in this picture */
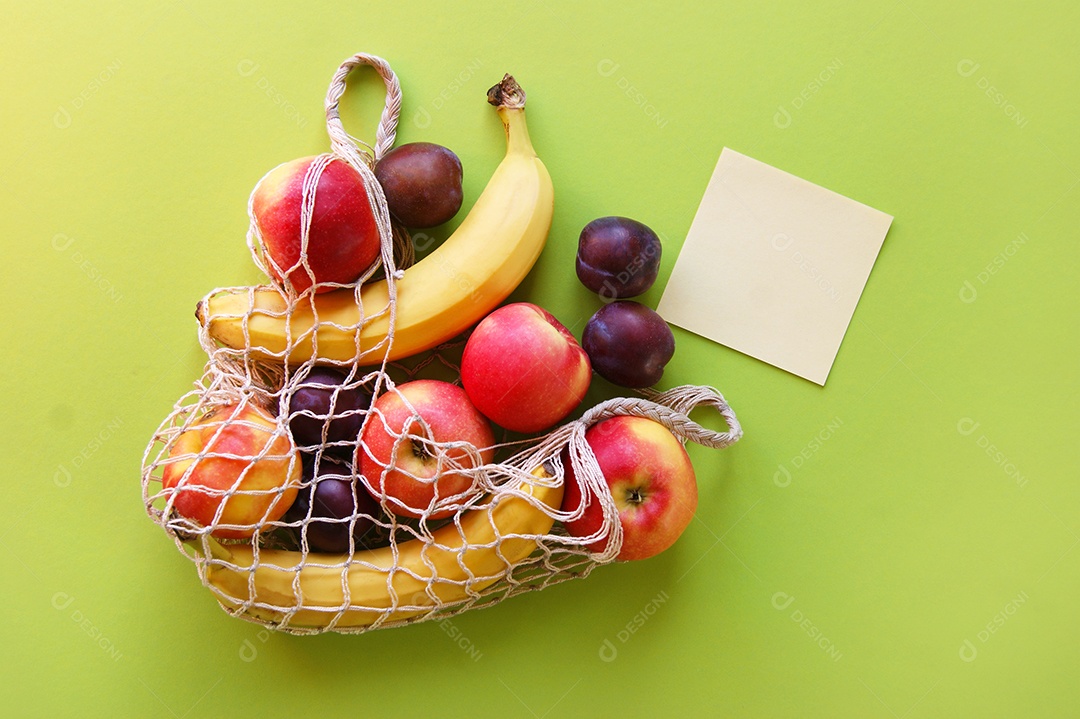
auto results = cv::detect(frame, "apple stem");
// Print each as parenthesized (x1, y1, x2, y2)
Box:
(410, 438, 432, 461)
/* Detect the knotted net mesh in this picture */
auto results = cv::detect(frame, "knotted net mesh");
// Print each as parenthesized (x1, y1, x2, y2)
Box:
(140, 52, 742, 635)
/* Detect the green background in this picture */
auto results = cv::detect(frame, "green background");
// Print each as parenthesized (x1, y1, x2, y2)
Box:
(3, 1, 1077, 716)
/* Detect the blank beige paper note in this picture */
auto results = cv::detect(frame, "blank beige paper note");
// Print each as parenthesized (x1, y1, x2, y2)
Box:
(658, 148, 893, 385)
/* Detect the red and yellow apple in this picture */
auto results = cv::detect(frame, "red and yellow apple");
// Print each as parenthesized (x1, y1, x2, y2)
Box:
(162, 403, 301, 539)
(561, 416, 697, 561)
(357, 380, 495, 519)
(250, 155, 380, 294)
(460, 302, 591, 433)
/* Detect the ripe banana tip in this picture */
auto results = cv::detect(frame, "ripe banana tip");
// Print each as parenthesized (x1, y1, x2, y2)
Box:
(195, 300, 206, 325)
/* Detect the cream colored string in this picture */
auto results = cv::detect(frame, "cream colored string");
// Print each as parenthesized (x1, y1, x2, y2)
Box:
(236, 52, 406, 373)
(497, 384, 743, 565)
(147, 51, 746, 634)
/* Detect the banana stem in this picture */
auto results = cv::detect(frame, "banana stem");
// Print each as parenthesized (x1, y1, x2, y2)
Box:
(489, 75, 536, 158)
(487, 74, 526, 110)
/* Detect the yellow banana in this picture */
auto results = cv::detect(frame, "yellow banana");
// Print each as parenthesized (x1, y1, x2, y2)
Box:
(200, 465, 563, 630)
(196, 75, 553, 365)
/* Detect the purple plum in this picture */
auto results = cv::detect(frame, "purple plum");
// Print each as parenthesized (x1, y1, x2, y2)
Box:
(582, 301, 675, 388)
(576, 216, 662, 299)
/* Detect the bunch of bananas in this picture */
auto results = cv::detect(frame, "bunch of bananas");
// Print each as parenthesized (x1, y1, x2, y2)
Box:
(202, 465, 564, 632)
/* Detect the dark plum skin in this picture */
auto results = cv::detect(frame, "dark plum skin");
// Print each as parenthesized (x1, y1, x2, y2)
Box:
(576, 217, 662, 299)
(582, 301, 675, 388)
(374, 142, 463, 229)
(286, 368, 371, 456)
(284, 458, 380, 553)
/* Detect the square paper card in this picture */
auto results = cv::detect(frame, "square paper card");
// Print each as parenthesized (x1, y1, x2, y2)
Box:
(658, 148, 893, 385)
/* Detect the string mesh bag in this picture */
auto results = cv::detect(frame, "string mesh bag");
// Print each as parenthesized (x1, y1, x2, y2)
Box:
(141, 52, 743, 635)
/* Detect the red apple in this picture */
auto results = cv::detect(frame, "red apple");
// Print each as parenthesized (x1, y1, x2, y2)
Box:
(357, 380, 495, 519)
(162, 403, 301, 539)
(561, 416, 697, 561)
(460, 302, 591, 433)
(250, 155, 380, 294)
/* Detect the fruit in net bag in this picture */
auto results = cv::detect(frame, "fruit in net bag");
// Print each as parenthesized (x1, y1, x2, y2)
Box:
(204, 465, 564, 629)
(250, 156, 381, 294)
(561, 416, 697, 561)
(143, 53, 746, 635)
(162, 403, 301, 539)
(358, 380, 495, 519)
(286, 367, 371, 457)
(284, 457, 381, 553)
